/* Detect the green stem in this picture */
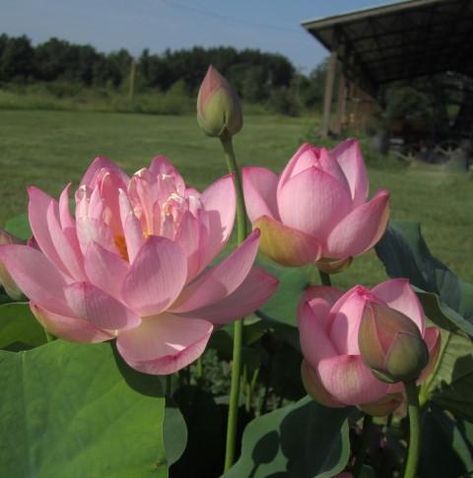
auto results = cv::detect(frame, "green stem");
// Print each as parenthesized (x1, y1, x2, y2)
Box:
(220, 133, 249, 471)
(220, 134, 248, 243)
(403, 381, 421, 478)
(318, 269, 332, 286)
(352, 414, 373, 478)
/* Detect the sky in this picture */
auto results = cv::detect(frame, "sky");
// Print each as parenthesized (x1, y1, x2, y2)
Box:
(1, 0, 395, 73)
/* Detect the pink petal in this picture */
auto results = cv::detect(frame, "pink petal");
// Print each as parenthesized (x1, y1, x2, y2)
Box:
(242, 167, 279, 222)
(99, 171, 126, 235)
(84, 242, 128, 299)
(326, 189, 390, 258)
(119, 189, 144, 262)
(28, 186, 70, 276)
(59, 183, 75, 229)
(148, 155, 185, 193)
(317, 355, 389, 405)
(278, 143, 349, 194)
(331, 139, 368, 206)
(175, 211, 203, 281)
(254, 215, 321, 266)
(171, 230, 260, 314)
(180, 267, 278, 324)
(371, 279, 425, 334)
(117, 313, 213, 375)
(122, 236, 187, 317)
(278, 143, 316, 192)
(329, 286, 372, 355)
(31, 302, 114, 343)
(199, 174, 236, 264)
(46, 202, 85, 280)
(65, 282, 140, 329)
(0, 244, 70, 315)
(80, 156, 129, 188)
(297, 299, 338, 368)
(76, 216, 115, 255)
(278, 167, 353, 241)
(301, 360, 346, 408)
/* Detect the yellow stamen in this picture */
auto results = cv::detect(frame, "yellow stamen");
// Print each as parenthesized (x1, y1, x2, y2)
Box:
(114, 235, 129, 261)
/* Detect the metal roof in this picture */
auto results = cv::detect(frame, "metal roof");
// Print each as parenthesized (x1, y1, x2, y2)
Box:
(302, 0, 473, 94)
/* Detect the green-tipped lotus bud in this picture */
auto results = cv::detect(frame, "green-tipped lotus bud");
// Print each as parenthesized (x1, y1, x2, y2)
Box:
(358, 302, 429, 384)
(0, 228, 23, 300)
(197, 65, 242, 138)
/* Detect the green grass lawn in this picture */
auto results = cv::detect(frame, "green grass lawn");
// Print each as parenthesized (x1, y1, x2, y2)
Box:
(1, 109, 472, 288)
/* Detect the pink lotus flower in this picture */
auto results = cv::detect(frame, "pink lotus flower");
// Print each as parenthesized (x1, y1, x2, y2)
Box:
(242, 139, 390, 271)
(0, 156, 277, 375)
(298, 279, 440, 414)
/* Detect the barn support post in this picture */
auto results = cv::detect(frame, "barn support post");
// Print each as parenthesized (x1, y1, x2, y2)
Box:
(321, 48, 338, 138)
(334, 68, 346, 135)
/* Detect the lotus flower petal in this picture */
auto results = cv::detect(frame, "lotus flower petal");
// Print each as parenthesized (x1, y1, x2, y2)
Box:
(117, 314, 213, 375)
(242, 166, 279, 221)
(326, 189, 390, 258)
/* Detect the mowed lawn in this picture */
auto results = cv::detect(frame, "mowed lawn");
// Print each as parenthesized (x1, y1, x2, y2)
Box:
(1, 109, 472, 288)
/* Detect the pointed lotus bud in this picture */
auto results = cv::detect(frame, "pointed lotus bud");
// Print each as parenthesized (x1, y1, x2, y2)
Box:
(358, 302, 429, 384)
(197, 65, 242, 138)
(0, 229, 24, 300)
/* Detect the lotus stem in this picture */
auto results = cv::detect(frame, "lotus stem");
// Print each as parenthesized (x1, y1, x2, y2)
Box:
(319, 269, 332, 286)
(403, 381, 421, 478)
(220, 133, 249, 471)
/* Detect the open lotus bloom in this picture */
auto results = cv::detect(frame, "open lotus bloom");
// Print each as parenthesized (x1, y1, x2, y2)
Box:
(298, 279, 440, 415)
(243, 139, 390, 272)
(0, 156, 278, 375)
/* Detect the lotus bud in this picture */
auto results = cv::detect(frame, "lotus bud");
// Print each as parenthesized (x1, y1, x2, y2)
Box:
(358, 302, 429, 384)
(197, 65, 242, 138)
(0, 229, 23, 300)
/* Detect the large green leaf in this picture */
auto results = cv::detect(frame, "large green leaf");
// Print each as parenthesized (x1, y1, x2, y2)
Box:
(223, 396, 353, 478)
(0, 302, 46, 349)
(0, 340, 174, 478)
(376, 220, 473, 335)
(416, 290, 473, 336)
(259, 259, 310, 327)
(420, 330, 473, 421)
(420, 403, 473, 478)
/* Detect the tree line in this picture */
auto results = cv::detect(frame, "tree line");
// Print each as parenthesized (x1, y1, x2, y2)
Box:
(0, 34, 327, 113)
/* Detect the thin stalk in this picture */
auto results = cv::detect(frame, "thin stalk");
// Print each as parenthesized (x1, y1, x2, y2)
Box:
(403, 381, 421, 478)
(352, 414, 373, 478)
(319, 269, 332, 286)
(220, 133, 249, 471)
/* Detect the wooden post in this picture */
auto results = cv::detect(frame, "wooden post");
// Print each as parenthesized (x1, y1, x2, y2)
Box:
(321, 49, 337, 138)
(334, 70, 346, 136)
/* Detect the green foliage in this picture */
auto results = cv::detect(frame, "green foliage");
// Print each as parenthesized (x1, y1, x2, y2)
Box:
(0, 340, 181, 477)
(0, 302, 46, 349)
(223, 396, 353, 478)
(420, 404, 473, 478)
(420, 330, 473, 421)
